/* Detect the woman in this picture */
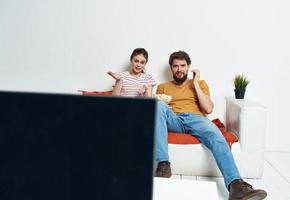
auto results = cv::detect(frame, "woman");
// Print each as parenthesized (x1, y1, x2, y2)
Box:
(107, 48, 156, 97)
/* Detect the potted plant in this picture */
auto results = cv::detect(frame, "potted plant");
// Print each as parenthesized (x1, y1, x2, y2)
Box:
(234, 74, 250, 99)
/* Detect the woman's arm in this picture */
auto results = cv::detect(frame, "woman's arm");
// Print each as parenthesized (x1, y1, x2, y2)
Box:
(142, 74, 155, 97)
(108, 71, 122, 96)
(144, 86, 153, 97)
(112, 80, 122, 96)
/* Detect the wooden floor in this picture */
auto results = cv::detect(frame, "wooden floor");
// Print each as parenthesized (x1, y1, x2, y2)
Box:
(170, 151, 290, 200)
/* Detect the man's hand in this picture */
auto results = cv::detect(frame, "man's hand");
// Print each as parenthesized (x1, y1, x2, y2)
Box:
(190, 69, 214, 114)
(107, 71, 121, 81)
(191, 69, 200, 85)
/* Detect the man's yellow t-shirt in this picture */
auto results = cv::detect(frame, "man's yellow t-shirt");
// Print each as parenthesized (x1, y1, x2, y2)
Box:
(156, 79, 210, 116)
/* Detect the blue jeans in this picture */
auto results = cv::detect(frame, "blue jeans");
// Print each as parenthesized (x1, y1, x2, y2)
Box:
(155, 101, 241, 189)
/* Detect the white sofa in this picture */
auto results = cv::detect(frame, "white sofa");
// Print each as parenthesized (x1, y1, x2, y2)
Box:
(168, 97, 267, 179)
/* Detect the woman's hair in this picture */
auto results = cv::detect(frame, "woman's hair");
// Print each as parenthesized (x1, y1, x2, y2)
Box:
(130, 48, 148, 63)
(169, 50, 191, 66)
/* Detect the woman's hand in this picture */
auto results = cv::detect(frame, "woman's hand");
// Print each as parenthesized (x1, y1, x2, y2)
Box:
(107, 71, 121, 81)
(138, 85, 148, 95)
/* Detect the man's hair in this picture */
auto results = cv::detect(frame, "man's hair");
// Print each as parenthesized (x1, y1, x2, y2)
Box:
(130, 48, 148, 63)
(169, 51, 191, 66)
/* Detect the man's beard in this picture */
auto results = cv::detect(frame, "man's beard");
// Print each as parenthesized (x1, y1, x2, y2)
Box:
(173, 73, 188, 84)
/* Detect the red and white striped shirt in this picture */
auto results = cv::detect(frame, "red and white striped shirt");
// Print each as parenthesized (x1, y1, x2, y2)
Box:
(119, 71, 156, 97)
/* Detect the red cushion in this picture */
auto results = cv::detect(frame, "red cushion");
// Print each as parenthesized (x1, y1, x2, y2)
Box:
(168, 132, 200, 144)
(168, 131, 238, 148)
(78, 90, 112, 96)
(168, 119, 239, 148)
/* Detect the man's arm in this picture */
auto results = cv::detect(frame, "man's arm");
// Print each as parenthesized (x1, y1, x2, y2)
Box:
(191, 69, 214, 114)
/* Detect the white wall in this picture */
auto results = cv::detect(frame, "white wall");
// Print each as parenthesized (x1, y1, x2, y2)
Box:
(1, 0, 290, 152)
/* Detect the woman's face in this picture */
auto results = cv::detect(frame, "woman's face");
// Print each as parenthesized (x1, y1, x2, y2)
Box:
(131, 54, 147, 74)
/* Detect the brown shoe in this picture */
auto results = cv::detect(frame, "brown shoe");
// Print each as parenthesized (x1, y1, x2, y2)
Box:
(155, 162, 172, 178)
(229, 179, 267, 200)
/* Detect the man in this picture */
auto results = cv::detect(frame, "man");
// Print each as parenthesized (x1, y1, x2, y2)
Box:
(155, 51, 267, 200)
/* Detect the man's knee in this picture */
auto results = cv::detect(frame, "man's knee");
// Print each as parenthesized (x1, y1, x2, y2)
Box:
(200, 124, 226, 142)
(157, 101, 169, 114)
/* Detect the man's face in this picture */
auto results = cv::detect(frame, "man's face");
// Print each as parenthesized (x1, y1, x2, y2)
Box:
(171, 59, 189, 83)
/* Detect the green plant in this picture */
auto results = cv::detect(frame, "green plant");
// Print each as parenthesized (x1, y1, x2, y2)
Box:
(234, 74, 250, 90)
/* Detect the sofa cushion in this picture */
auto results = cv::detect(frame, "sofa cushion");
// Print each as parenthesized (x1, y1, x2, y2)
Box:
(168, 131, 238, 148)
(78, 90, 112, 96)
(168, 119, 238, 148)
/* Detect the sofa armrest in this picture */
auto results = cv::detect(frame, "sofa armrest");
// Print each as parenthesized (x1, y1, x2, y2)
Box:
(225, 97, 267, 152)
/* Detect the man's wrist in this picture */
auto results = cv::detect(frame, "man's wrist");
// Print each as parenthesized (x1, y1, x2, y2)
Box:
(193, 81, 199, 88)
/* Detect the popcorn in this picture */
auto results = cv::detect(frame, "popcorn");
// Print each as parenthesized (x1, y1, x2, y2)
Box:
(153, 94, 172, 104)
